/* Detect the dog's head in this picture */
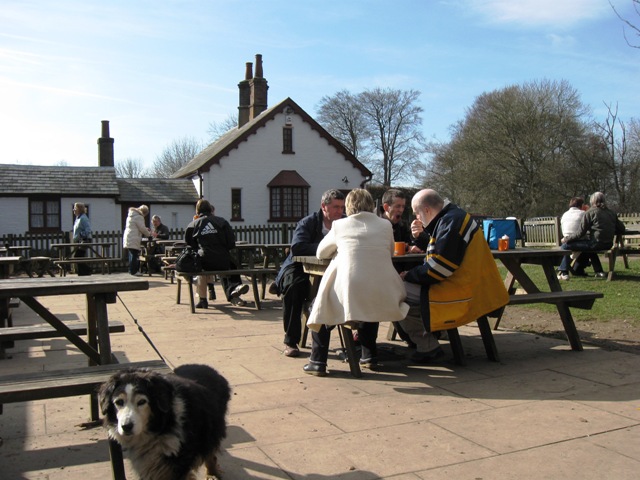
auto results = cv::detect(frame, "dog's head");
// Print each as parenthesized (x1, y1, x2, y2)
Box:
(99, 368, 175, 439)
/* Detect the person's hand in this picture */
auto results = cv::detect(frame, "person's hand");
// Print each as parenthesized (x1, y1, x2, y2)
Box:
(411, 219, 424, 238)
(561, 236, 567, 244)
(399, 271, 407, 280)
(407, 245, 424, 254)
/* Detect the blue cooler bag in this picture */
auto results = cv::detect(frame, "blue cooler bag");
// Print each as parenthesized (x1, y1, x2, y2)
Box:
(483, 219, 521, 249)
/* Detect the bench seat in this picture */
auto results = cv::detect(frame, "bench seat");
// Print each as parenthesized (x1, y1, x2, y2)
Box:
(0, 359, 170, 412)
(176, 268, 278, 311)
(53, 258, 120, 276)
(508, 290, 603, 309)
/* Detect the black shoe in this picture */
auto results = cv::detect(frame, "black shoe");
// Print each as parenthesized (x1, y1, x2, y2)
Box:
(569, 267, 588, 277)
(230, 284, 249, 299)
(195, 299, 208, 309)
(408, 348, 445, 364)
(594, 272, 607, 279)
(268, 282, 279, 296)
(303, 363, 327, 377)
(208, 286, 216, 300)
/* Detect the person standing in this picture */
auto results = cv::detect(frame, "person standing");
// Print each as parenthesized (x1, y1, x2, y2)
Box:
(303, 189, 410, 376)
(72, 202, 92, 276)
(123, 205, 150, 276)
(274, 189, 346, 358)
(184, 199, 249, 309)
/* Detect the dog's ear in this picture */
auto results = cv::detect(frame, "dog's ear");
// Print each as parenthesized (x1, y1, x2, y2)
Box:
(98, 376, 118, 415)
(148, 374, 174, 413)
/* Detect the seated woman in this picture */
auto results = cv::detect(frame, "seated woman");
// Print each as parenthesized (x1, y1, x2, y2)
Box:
(185, 199, 248, 308)
(303, 189, 410, 376)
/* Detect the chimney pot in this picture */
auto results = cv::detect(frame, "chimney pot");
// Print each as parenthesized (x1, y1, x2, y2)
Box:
(245, 62, 253, 80)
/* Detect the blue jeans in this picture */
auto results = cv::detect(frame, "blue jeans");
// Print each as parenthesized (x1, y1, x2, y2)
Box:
(128, 248, 140, 275)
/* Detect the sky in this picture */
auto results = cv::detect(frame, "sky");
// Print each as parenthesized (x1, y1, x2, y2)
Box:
(1, 0, 639, 170)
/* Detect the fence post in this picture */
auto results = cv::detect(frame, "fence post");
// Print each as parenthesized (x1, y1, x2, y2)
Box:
(553, 217, 562, 246)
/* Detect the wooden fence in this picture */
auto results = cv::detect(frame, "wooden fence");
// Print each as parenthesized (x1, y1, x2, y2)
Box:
(1, 223, 296, 272)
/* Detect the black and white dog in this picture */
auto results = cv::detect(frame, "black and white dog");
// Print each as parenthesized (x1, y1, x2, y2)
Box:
(99, 364, 230, 480)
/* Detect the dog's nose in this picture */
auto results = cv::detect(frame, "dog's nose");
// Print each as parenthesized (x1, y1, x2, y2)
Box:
(121, 422, 134, 434)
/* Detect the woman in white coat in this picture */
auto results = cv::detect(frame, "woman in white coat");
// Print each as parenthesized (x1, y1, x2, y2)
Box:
(303, 189, 410, 376)
(123, 205, 150, 275)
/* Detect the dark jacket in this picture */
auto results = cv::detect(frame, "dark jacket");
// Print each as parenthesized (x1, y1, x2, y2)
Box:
(565, 206, 626, 249)
(275, 209, 327, 288)
(184, 214, 236, 270)
(153, 223, 170, 240)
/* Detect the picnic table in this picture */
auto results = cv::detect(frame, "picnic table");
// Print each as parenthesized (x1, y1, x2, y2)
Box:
(7, 245, 31, 259)
(0, 274, 153, 479)
(50, 241, 119, 275)
(234, 242, 290, 269)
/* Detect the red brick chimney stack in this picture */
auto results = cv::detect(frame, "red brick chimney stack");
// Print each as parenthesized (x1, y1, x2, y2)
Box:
(238, 54, 268, 127)
(98, 120, 114, 167)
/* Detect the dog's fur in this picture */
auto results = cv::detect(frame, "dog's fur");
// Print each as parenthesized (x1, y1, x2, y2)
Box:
(99, 364, 230, 480)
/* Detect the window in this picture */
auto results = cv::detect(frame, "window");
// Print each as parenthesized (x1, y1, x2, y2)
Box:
(29, 197, 61, 232)
(270, 187, 308, 221)
(231, 188, 242, 221)
(282, 126, 294, 154)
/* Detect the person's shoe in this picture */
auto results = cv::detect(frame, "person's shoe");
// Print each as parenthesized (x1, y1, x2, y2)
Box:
(208, 285, 216, 301)
(303, 363, 327, 376)
(359, 358, 379, 370)
(569, 267, 588, 277)
(229, 297, 248, 307)
(283, 345, 300, 357)
(408, 347, 445, 364)
(195, 299, 208, 309)
(268, 282, 279, 296)
(594, 272, 607, 279)
(131, 272, 144, 277)
(230, 284, 249, 299)
(557, 271, 570, 281)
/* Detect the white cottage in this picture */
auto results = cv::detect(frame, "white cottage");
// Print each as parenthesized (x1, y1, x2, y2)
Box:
(172, 54, 372, 224)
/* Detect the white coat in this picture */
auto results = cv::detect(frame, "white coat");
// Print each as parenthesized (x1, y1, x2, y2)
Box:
(122, 208, 149, 250)
(307, 211, 410, 331)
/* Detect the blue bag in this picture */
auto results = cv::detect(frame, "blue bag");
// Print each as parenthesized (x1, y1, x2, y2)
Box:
(483, 219, 521, 249)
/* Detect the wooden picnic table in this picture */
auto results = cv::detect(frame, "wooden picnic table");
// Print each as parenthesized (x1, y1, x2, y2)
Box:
(234, 242, 290, 269)
(50, 241, 118, 275)
(7, 245, 31, 259)
(0, 257, 24, 332)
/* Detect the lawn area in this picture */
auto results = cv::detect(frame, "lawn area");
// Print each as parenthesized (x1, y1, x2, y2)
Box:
(497, 256, 640, 326)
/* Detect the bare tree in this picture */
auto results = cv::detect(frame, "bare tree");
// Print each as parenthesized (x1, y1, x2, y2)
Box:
(207, 114, 238, 142)
(316, 88, 426, 187)
(316, 90, 369, 160)
(610, 0, 640, 48)
(593, 103, 640, 210)
(149, 136, 203, 178)
(115, 157, 148, 178)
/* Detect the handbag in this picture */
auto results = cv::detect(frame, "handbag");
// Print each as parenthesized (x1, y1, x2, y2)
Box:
(175, 246, 202, 273)
(483, 219, 521, 249)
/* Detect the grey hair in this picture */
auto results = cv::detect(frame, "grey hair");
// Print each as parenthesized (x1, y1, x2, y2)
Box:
(590, 192, 606, 208)
(321, 189, 345, 205)
(152, 215, 161, 222)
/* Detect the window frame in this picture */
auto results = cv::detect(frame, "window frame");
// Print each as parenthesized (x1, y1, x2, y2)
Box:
(28, 196, 62, 232)
(269, 186, 309, 222)
(282, 126, 294, 154)
(231, 188, 243, 221)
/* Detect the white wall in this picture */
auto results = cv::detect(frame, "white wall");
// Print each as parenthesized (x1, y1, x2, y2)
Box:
(0, 197, 29, 234)
(201, 111, 366, 224)
(149, 205, 196, 230)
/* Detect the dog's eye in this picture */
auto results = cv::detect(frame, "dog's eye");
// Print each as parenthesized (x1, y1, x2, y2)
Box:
(137, 398, 148, 407)
(114, 399, 124, 407)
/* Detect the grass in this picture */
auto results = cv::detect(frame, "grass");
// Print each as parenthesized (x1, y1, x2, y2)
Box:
(497, 256, 640, 326)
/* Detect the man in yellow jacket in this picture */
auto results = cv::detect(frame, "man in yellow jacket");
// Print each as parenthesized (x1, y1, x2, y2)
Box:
(399, 189, 509, 363)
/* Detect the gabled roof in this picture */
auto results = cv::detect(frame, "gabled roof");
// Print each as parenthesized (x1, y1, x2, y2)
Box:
(171, 97, 372, 179)
(116, 178, 199, 203)
(0, 164, 119, 196)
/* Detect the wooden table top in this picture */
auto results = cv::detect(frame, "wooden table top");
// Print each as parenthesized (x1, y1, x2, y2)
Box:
(50, 242, 117, 248)
(0, 273, 148, 298)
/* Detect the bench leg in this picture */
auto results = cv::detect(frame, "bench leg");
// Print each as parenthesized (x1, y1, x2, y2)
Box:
(339, 325, 362, 378)
(447, 328, 466, 365)
(188, 278, 195, 314)
(108, 439, 127, 480)
(176, 278, 182, 304)
(477, 316, 500, 362)
(250, 275, 261, 310)
(556, 303, 583, 351)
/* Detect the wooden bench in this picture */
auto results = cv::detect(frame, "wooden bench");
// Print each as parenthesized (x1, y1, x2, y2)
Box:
(0, 320, 125, 342)
(23, 256, 57, 278)
(506, 290, 603, 309)
(0, 359, 171, 480)
(53, 257, 120, 276)
(176, 268, 278, 312)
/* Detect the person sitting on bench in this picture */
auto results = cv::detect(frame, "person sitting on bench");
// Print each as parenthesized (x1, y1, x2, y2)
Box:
(398, 189, 509, 363)
(185, 199, 249, 309)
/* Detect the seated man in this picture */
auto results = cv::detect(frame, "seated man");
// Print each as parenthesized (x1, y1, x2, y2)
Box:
(558, 192, 626, 279)
(148, 214, 170, 273)
(185, 199, 249, 309)
(399, 189, 509, 362)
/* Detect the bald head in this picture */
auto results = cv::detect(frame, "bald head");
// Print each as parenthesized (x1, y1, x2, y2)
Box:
(412, 189, 444, 227)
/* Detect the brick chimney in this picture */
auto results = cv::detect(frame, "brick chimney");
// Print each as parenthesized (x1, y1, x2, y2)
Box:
(238, 54, 269, 127)
(97, 120, 114, 167)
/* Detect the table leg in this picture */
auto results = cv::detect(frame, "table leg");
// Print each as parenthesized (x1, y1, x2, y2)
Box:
(108, 439, 126, 480)
(555, 303, 583, 351)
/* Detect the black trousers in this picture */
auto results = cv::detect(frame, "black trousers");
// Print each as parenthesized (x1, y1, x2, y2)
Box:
(282, 278, 310, 347)
(74, 245, 91, 276)
(309, 322, 379, 365)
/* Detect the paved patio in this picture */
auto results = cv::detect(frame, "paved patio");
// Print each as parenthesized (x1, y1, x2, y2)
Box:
(1, 275, 639, 479)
